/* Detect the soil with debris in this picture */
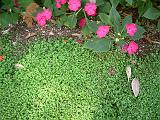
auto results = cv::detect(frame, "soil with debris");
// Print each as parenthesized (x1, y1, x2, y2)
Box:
(0, 19, 160, 58)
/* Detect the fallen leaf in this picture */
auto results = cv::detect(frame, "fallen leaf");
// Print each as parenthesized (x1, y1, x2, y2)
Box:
(76, 39, 83, 44)
(89, 0, 96, 3)
(126, 66, 131, 82)
(25, 32, 36, 39)
(49, 31, 54, 35)
(131, 78, 140, 97)
(63, 40, 68, 43)
(108, 67, 116, 76)
(15, 63, 24, 69)
(71, 33, 82, 39)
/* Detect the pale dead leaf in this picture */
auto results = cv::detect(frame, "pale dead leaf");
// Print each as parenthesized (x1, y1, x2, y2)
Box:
(25, 32, 36, 39)
(89, 0, 96, 3)
(131, 78, 140, 97)
(71, 33, 82, 38)
(15, 63, 24, 69)
(49, 31, 54, 35)
(108, 67, 116, 76)
(126, 66, 131, 82)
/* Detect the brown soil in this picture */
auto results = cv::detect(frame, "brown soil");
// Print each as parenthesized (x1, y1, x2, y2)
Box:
(0, 19, 160, 58)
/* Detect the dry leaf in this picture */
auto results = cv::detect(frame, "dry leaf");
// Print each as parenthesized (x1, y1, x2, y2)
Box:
(89, 0, 96, 3)
(126, 66, 131, 82)
(23, 2, 39, 28)
(71, 33, 82, 38)
(131, 78, 140, 97)
(108, 67, 116, 76)
(25, 32, 36, 39)
(49, 31, 54, 35)
(15, 63, 24, 69)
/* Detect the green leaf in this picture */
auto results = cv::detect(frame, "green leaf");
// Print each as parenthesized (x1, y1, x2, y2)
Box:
(125, 0, 133, 5)
(121, 15, 132, 31)
(99, 13, 113, 26)
(64, 14, 77, 29)
(2, 0, 14, 7)
(96, 0, 105, 6)
(132, 25, 145, 40)
(82, 25, 90, 36)
(0, 13, 19, 27)
(143, 7, 160, 20)
(110, 7, 121, 33)
(137, 0, 152, 17)
(110, 0, 119, 8)
(86, 18, 98, 33)
(44, 0, 53, 9)
(18, 0, 34, 7)
(84, 38, 113, 52)
(98, 2, 111, 14)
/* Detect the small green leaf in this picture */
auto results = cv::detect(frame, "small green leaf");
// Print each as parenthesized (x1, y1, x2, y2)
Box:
(0, 13, 19, 27)
(96, 0, 105, 6)
(64, 14, 77, 29)
(18, 0, 34, 7)
(86, 19, 98, 33)
(132, 25, 145, 40)
(143, 7, 160, 20)
(110, 0, 119, 8)
(110, 7, 121, 33)
(99, 13, 113, 26)
(44, 0, 53, 9)
(125, 0, 133, 5)
(84, 38, 113, 52)
(82, 25, 90, 36)
(98, 2, 111, 14)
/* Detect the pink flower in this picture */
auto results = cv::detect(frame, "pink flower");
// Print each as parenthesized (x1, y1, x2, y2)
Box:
(126, 23, 137, 37)
(56, 3, 62, 8)
(79, 18, 86, 28)
(96, 26, 110, 38)
(68, 0, 81, 12)
(56, 0, 66, 8)
(127, 41, 138, 55)
(84, 3, 97, 16)
(121, 44, 129, 53)
(43, 9, 52, 20)
(36, 13, 46, 26)
(60, 0, 67, 4)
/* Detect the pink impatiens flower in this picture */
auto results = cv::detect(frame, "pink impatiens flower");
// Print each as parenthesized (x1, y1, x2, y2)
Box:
(127, 41, 138, 55)
(96, 26, 110, 38)
(36, 13, 47, 26)
(43, 9, 52, 20)
(121, 41, 138, 55)
(126, 23, 137, 37)
(36, 9, 52, 27)
(68, 0, 81, 12)
(79, 18, 86, 28)
(56, 0, 67, 8)
(56, 3, 61, 8)
(60, 0, 67, 4)
(84, 3, 97, 16)
(121, 44, 129, 53)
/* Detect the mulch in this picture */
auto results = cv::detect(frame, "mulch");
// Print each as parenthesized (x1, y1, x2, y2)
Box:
(0, 19, 160, 58)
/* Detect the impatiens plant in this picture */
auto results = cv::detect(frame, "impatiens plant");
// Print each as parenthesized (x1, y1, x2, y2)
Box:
(33, 0, 145, 55)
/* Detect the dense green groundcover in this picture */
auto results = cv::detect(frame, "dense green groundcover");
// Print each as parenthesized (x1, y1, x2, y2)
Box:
(0, 36, 160, 120)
